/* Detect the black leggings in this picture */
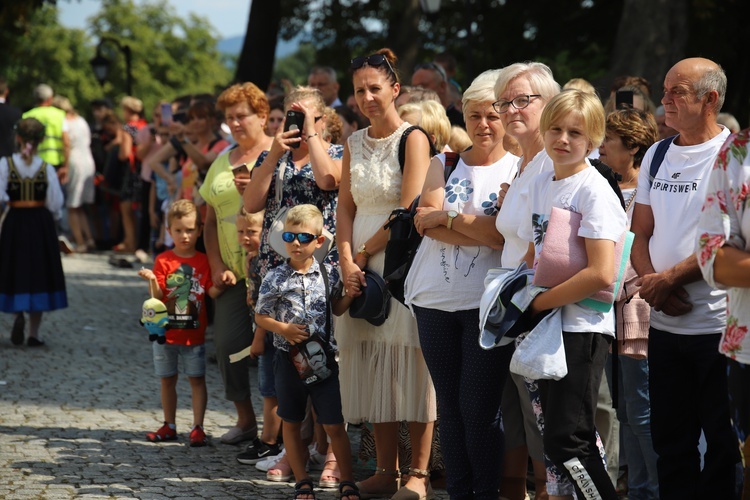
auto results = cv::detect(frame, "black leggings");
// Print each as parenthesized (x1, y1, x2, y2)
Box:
(538, 332, 618, 500)
(414, 306, 512, 500)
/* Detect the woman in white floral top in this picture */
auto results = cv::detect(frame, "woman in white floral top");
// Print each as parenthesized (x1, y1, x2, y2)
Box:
(696, 127, 750, 499)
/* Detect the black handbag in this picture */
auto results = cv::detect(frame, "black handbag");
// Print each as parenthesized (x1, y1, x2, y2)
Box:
(383, 151, 460, 304)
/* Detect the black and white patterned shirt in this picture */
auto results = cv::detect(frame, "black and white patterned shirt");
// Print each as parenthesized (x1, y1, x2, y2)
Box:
(256, 259, 339, 352)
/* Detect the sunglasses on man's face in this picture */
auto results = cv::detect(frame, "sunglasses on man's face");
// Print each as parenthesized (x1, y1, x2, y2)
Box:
(282, 232, 319, 244)
(350, 54, 395, 76)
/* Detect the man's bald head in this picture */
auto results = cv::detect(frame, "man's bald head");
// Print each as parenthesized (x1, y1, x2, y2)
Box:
(666, 58, 726, 113)
(662, 57, 726, 136)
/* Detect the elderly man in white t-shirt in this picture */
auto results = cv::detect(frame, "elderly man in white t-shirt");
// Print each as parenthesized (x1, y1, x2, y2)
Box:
(631, 57, 739, 500)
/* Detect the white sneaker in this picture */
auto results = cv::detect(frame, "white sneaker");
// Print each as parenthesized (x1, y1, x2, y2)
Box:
(255, 447, 285, 472)
(307, 442, 326, 471)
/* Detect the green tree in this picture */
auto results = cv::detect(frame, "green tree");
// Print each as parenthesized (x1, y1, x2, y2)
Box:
(3, 5, 101, 113)
(276, 0, 622, 98)
(2, 0, 230, 119)
(272, 43, 318, 87)
(88, 0, 231, 117)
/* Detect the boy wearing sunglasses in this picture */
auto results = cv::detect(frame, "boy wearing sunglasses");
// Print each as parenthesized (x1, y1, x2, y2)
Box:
(255, 204, 360, 499)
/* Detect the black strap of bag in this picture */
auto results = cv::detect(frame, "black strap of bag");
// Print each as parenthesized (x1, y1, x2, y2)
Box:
(382, 151, 461, 304)
(398, 125, 439, 172)
(648, 135, 676, 187)
(318, 262, 331, 343)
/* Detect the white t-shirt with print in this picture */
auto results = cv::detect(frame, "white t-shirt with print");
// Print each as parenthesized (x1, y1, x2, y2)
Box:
(518, 163, 627, 336)
(497, 150, 554, 268)
(405, 152, 518, 311)
(634, 128, 730, 334)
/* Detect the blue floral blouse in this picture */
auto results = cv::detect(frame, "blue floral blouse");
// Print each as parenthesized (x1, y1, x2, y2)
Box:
(256, 144, 343, 278)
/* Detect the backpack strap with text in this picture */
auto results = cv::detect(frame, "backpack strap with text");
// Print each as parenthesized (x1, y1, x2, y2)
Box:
(648, 135, 676, 187)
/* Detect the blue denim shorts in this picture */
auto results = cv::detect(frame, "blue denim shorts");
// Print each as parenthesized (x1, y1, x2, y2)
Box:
(258, 332, 277, 397)
(152, 342, 206, 378)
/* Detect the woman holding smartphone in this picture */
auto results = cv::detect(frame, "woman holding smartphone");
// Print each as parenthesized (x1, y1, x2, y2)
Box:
(242, 85, 342, 278)
(199, 83, 273, 446)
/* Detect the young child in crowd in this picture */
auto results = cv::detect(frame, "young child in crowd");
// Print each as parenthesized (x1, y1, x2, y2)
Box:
(138, 199, 224, 446)
(233, 207, 285, 464)
(0, 117, 67, 347)
(520, 89, 627, 499)
(254, 204, 359, 500)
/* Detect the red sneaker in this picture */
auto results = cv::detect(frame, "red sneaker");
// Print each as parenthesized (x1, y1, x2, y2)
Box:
(146, 422, 177, 442)
(189, 425, 208, 447)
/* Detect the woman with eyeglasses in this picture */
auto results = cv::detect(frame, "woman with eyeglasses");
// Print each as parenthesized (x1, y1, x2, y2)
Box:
(336, 48, 436, 499)
(404, 69, 519, 499)
(493, 62, 561, 500)
(198, 83, 272, 447)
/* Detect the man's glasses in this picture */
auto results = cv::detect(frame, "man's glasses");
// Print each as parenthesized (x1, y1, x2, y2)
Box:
(282, 232, 319, 244)
(492, 94, 542, 114)
(414, 62, 447, 82)
(351, 54, 395, 76)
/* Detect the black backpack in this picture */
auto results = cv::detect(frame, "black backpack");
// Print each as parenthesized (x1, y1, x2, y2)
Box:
(382, 126, 458, 305)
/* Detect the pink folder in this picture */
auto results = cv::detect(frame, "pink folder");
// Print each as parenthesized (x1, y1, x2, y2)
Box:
(532, 207, 633, 312)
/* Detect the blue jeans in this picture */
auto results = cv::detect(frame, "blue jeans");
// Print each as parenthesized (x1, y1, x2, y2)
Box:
(609, 355, 659, 500)
(649, 328, 739, 499)
(414, 306, 512, 500)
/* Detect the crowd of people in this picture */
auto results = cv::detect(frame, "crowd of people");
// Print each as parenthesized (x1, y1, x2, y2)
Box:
(0, 48, 748, 500)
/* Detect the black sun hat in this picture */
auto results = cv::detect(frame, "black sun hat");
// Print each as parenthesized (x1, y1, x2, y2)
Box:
(348, 269, 392, 326)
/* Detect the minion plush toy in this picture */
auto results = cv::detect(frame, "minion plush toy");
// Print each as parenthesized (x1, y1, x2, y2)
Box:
(141, 297, 169, 344)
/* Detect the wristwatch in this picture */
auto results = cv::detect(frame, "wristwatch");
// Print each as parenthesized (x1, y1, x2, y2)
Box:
(447, 210, 458, 230)
(357, 243, 371, 259)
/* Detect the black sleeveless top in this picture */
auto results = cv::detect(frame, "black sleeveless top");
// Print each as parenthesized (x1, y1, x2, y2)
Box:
(6, 157, 48, 202)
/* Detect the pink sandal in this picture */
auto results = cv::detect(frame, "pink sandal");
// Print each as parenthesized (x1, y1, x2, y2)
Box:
(318, 452, 340, 488)
(266, 453, 293, 482)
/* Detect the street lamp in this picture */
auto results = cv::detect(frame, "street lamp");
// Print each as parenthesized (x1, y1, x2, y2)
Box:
(419, 0, 441, 14)
(89, 36, 133, 95)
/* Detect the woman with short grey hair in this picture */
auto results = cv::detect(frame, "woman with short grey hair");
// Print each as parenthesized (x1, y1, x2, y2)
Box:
(405, 69, 519, 499)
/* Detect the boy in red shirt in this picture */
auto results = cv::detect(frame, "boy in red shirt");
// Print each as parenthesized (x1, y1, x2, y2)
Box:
(138, 199, 224, 446)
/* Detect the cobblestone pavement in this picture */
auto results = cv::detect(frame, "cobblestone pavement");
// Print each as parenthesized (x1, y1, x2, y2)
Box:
(0, 253, 451, 499)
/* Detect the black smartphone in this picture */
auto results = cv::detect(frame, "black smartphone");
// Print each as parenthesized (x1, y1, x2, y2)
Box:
(284, 110, 304, 148)
(232, 163, 250, 178)
(615, 90, 634, 110)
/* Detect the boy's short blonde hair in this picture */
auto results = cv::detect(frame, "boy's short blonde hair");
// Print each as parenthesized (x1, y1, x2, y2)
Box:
(167, 199, 201, 228)
(237, 206, 265, 227)
(540, 89, 606, 150)
(285, 204, 323, 235)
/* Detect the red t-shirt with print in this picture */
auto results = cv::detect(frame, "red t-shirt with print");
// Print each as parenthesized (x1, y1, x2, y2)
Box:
(152, 250, 213, 345)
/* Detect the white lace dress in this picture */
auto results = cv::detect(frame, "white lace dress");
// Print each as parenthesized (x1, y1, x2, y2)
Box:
(335, 122, 437, 424)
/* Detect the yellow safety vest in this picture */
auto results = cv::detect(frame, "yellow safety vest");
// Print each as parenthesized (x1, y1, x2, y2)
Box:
(22, 106, 66, 166)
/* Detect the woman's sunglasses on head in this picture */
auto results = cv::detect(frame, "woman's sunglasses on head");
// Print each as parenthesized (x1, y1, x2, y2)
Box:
(350, 54, 395, 76)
